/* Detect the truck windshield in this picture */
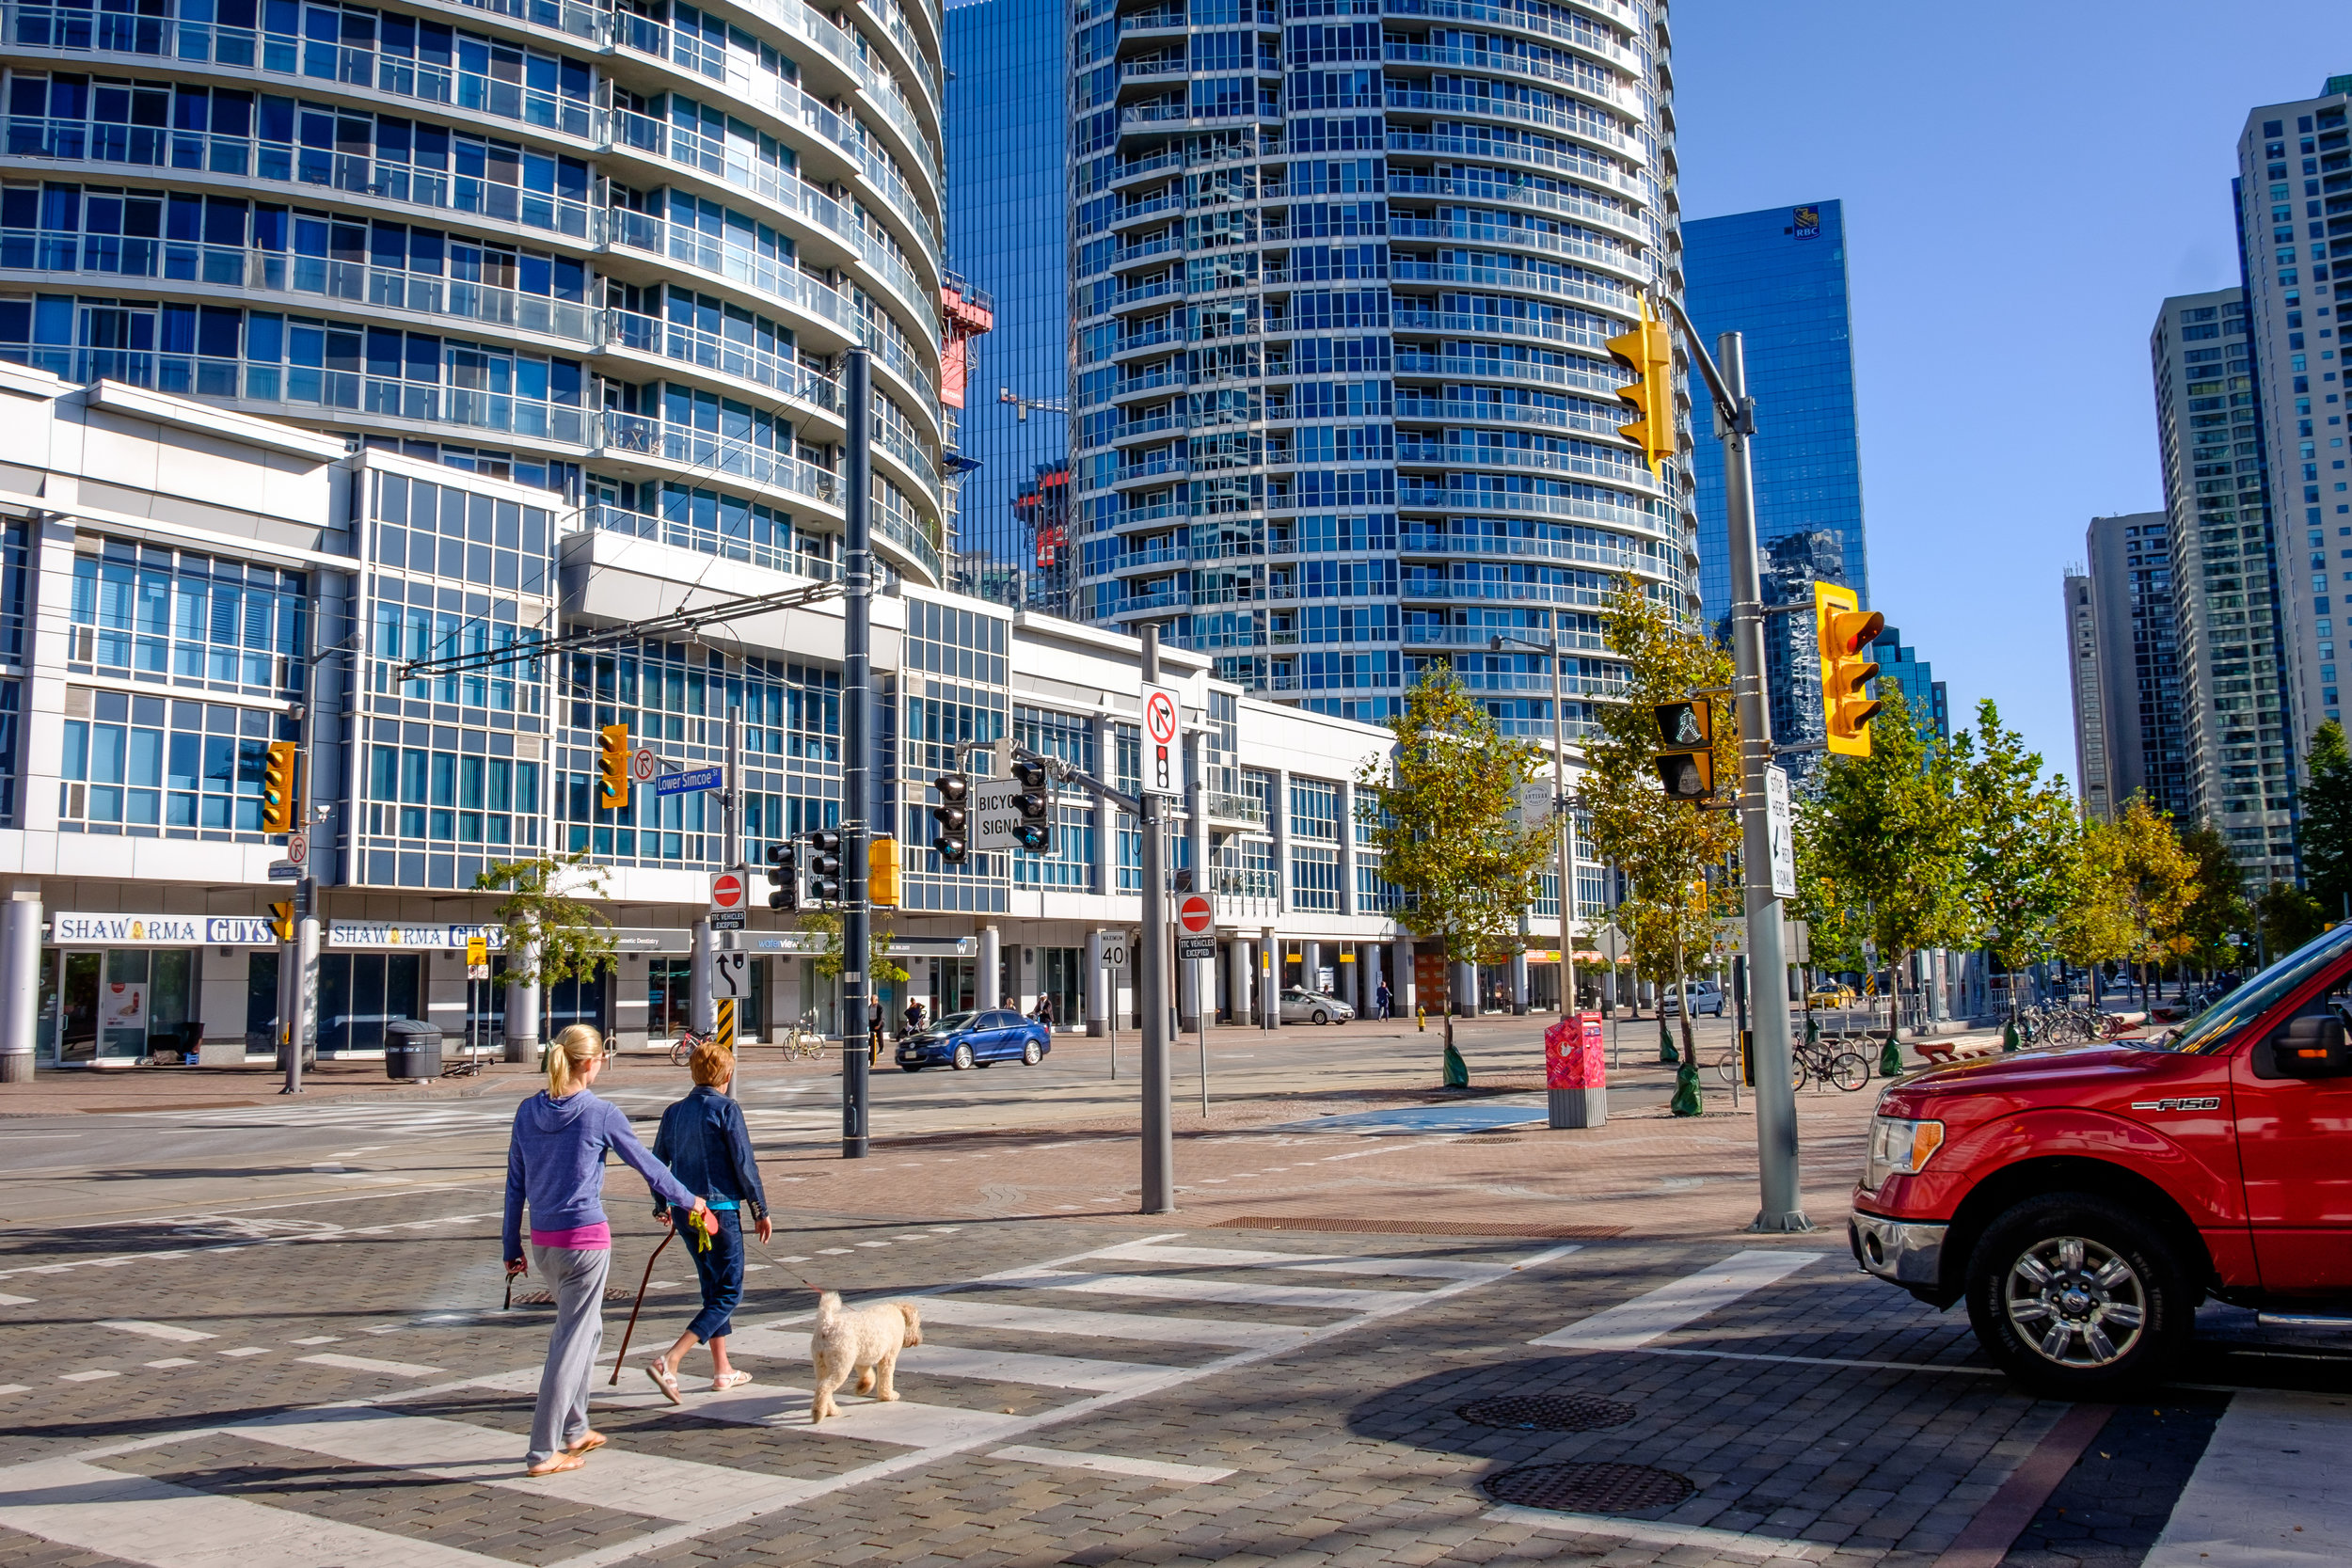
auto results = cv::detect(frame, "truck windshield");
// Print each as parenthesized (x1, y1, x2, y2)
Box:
(2165, 923, 2352, 1053)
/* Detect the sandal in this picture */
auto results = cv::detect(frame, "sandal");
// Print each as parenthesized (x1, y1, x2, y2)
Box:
(524, 1451, 587, 1476)
(565, 1431, 607, 1455)
(710, 1370, 753, 1392)
(644, 1359, 682, 1405)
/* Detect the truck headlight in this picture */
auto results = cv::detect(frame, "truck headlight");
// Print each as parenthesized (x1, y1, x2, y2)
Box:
(1864, 1116, 1945, 1191)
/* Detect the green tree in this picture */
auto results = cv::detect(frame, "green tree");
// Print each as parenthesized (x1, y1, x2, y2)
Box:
(1797, 688, 1974, 1044)
(2105, 795, 2200, 1009)
(2301, 720, 2352, 915)
(474, 851, 618, 1005)
(2257, 881, 2327, 961)
(797, 909, 912, 990)
(1578, 578, 1741, 1066)
(2173, 821, 2250, 976)
(1947, 699, 2082, 1003)
(1356, 665, 1551, 1075)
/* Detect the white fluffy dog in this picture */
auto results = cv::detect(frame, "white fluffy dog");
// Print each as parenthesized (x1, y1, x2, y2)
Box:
(808, 1291, 922, 1420)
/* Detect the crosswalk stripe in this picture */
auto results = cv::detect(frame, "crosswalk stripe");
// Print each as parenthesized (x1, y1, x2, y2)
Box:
(1093, 1241, 1517, 1280)
(723, 1326, 1171, 1392)
(1529, 1249, 1826, 1350)
(2144, 1390, 2351, 1567)
(297, 1354, 444, 1379)
(992, 1268, 1411, 1311)
(990, 1445, 1233, 1483)
(237, 1406, 823, 1522)
(100, 1321, 216, 1343)
(686, 1385, 1033, 1447)
(912, 1296, 1311, 1349)
(0, 1455, 494, 1567)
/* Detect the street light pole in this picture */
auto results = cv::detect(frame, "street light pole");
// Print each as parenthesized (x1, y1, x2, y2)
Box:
(1658, 295, 1807, 1233)
(841, 347, 873, 1160)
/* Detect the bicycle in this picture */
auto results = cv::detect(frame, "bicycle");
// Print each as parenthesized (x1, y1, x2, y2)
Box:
(667, 1026, 714, 1068)
(776, 1010, 825, 1061)
(1713, 1033, 1870, 1092)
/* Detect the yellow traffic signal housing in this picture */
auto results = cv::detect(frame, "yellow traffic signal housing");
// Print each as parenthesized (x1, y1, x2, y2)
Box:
(1606, 297, 1677, 475)
(1651, 700, 1719, 803)
(1815, 582, 1884, 755)
(269, 900, 294, 942)
(262, 740, 298, 834)
(597, 722, 630, 810)
(869, 836, 900, 909)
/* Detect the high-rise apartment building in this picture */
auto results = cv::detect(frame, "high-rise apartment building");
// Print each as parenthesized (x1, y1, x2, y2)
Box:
(1066, 0, 1694, 756)
(2152, 287, 2296, 883)
(2237, 85, 2349, 758)
(1683, 199, 1868, 626)
(0, 0, 952, 585)
(946, 0, 1072, 611)
(2063, 514, 2187, 823)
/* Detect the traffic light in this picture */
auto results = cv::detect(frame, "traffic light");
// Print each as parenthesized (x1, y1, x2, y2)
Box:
(1606, 296, 1677, 475)
(766, 840, 800, 911)
(1814, 582, 1884, 756)
(597, 722, 630, 810)
(1652, 700, 1718, 803)
(930, 772, 968, 863)
(869, 837, 900, 909)
(1011, 758, 1052, 853)
(806, 828, 843, 903)
(269, 899, 294, 942)
(261, 740, 298, 835)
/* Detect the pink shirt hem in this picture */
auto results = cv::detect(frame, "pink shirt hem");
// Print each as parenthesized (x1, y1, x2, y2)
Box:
(531, 1223, 612, 1250)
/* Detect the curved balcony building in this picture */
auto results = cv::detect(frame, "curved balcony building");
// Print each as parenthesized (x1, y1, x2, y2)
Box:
(0, 0, 950, 585)
(1068, 0, 1692, 738)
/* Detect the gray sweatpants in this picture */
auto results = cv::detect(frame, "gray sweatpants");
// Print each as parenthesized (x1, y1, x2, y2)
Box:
(526, 1243, 612, 1465)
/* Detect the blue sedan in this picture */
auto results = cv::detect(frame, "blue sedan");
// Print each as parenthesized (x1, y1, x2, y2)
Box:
(896, 1008, 1052, 1071)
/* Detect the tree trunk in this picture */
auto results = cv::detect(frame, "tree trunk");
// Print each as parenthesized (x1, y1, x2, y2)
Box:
(1672, 932, 1694, 1065)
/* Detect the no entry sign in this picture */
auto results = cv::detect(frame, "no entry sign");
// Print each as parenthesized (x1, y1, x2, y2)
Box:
(1178, 894, 1213, 935)
(709, 870, 747, 912)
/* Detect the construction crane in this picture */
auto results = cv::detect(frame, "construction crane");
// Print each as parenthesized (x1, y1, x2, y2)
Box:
(998, 387, 1069, 421)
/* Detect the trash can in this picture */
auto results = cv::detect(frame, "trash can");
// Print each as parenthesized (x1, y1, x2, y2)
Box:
(384, 1018, 442, 1081)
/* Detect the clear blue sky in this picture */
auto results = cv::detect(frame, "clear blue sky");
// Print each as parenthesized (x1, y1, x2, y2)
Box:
(1673, 1, 2348, 781)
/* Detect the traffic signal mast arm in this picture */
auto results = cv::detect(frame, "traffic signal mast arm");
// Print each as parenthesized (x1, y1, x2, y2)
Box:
(1653, 293, 1747, 437)
(1009, 742, 1139, 817)
(396, 579, 844, 683)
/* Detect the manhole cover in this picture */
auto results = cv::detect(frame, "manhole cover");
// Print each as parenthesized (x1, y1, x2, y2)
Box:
(1485, 1462, 1693, 1513)
(1458, 1393, 1637, 1432)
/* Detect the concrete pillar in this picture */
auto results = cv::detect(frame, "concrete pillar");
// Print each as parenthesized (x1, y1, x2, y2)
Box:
(1364, 942, 1385, 1018)
(0, 892, 40, 1082)
(978, 924, 1000, 1009)
(1086, 928, 1106, 1037)
(1453, 959, 1477, 1018)
(1301, 940, 1321, 995)
(1089, 711, 1116, 896)
(1271, 767, 1292, 916)
(1337, 778, 1359, 916)
(1261, 923, 1278, 1028)
(690, 917, 714, 1033)
(1337, 943, 1358, 1010)
(503, 930, 541, 1062)
(1229, 937, 1254, 1025)
(1392, 933, 1416, 1017)
(1510, 948, 1529, 1015)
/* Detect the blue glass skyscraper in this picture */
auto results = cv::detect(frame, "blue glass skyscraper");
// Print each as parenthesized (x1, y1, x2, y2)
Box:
(946, 0, 1071, 610)
(1684, 201, 1870, 626)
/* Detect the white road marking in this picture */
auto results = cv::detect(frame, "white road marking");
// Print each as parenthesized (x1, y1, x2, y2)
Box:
(725, 1327, 1170, 1392)
(144, 1359, 197, 1369)
(0, 1292, 33, 1306)
(289, 1336, 340, 1346)
(1487, 1504, 1834, 1560)
(0, 1385, 25, 1396)
(994, 1268, 1411, 1312)
(2144, 1389, 2352, 1567)
(991, 1444, 1233, 1483)
(1093, 1241, 1517, 1280)
(57, 1370, 119, 1382)
(216, 1348, 269, 1358)
(914, 1296, 1311, 1349)
(688, 1386, 1032, 1447)
(1529, 1249, 1827, 1350)
(238, 1407, 824, 1522)
(100, 1320, 215, 1343)
(298, 1354, 445, 1378)
(0, 1456, 497, 1568)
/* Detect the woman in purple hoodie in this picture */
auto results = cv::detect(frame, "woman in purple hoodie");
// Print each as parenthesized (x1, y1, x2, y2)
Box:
(503, 1023, 708, 1476)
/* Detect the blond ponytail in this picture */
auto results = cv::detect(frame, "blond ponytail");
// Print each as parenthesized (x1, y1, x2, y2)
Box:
(546, 1023, 604, 1097)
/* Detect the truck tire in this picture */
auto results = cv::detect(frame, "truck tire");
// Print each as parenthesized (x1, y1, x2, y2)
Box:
(1963, 1193, 2192, 1396)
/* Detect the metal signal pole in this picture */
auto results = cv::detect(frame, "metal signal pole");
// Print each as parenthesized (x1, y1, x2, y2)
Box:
(841, 348, 873, 1160)
(1138, 626, 1173, 1212)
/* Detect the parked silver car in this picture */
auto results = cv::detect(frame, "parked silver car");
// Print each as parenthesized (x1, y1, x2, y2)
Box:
(1658, 981, 1725, 1018)
(1279, 988, 1355, 1024)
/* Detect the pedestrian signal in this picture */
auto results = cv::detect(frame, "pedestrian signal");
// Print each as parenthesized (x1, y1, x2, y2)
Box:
(1652, 700, 1718, 803)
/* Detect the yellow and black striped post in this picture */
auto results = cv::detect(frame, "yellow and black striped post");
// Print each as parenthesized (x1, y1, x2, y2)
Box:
(713, 998, 737, 1053)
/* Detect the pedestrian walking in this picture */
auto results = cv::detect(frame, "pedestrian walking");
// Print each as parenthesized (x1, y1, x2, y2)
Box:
(1032, 994, 1055, 1031)
(643, 1037, 771, 1402)
(867, 993, 883, 1066)
(502, 1023, 709, 1477)
(903, 999, 925, 1037)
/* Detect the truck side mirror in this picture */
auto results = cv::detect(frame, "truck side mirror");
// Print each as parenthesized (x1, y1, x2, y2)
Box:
(2259, 1014, 2352, 1079)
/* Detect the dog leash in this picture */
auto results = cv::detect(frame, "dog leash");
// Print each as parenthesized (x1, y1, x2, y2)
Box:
(605, 1228, 674, 1385)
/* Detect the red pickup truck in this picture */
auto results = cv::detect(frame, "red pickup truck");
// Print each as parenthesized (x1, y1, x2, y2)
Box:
(1850, 925, 2352, 1394)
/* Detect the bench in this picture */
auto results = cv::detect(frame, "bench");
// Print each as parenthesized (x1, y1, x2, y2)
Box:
(1912, 1037, 2003, 1067)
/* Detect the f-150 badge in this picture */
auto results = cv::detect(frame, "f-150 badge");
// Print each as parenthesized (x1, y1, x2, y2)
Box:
(2130, 1097, 2221, 1112)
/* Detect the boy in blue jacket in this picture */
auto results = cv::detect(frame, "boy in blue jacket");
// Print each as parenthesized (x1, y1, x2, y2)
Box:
(643, 1038, 772, 1400)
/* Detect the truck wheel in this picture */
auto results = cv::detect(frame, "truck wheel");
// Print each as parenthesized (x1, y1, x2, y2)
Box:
(1963, 1194, 2191, 1396)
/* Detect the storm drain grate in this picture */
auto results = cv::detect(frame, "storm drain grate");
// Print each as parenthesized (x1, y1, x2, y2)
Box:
(507, 1288, 636, 1307)
(1459, 1393, 1637, 1432)
(1484, 1462, 1692, 1513)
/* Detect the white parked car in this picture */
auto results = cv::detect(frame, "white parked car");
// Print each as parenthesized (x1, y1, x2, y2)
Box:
(1279, 989, 1355, 1024)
